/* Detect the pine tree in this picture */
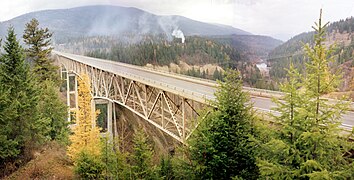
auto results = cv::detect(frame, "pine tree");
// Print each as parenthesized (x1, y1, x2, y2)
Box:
(67, 74, 101, 162)
(0, 27, 41, 160)
(187, 69, 259, 179)
(258, 10, 354, 179)
(131, 128, 155, 179)
(23, 18, 58, 83)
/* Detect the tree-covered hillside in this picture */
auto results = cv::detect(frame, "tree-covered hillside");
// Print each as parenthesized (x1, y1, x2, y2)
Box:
(212, 34, 283, 58)
(86, 36, 242, 66)
(85, 36, 263, 86)
(268, 17, 354, 85)
(0, 5, 250, 41)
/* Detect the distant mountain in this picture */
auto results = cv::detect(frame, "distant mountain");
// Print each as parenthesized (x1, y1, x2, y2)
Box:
(0, 5, 251, 41)
(269, 17, 354, 61)
(267, 17, 354, 90)
(211, 35, 283, 59)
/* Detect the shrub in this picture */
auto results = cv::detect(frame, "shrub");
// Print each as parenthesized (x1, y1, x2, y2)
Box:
(75, 150, 104, 179)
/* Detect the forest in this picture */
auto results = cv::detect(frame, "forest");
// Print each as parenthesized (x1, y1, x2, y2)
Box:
(268, 16, 354, 89)
(1, 12, 354, 180)
(84, 35, 266, 87)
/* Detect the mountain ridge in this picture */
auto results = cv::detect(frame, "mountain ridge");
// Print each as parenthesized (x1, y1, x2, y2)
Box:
(0, 5, 252, 41)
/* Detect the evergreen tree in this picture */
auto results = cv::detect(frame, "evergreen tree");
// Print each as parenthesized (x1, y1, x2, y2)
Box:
(101, 137, 130, 179)
(159, 155, 174, 180)
(75, 150, 104, 179)
(0, 27, 41, 160)
(131, 128, 156, 179)
(38, 80, 68, 143)
(187, 69, 259, 179)
(67, 74, 101, 162)
(0, 86, 19, 160)
(258, 10, 354, 179)
(23, 18, 58, 82)
(23, 19, 68, 144)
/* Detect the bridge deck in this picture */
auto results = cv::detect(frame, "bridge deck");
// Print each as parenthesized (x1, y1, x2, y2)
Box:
(54, 51, 354, 130)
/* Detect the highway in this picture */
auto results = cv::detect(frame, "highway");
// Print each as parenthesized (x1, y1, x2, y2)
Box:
(55, 51, 354, 130)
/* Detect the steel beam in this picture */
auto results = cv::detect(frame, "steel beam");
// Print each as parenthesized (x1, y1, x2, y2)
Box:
(55, 55, 207, 144)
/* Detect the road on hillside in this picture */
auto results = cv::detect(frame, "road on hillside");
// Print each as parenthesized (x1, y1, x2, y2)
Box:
(55, 51, 354, 129)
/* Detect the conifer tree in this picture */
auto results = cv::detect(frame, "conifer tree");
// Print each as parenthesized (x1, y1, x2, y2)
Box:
(101, 137, 130, 179)
(0, 87, 19, 160)
(23, 19, 68, 143)
(67, 74, 101, 161)
(23, 18, 58, 82)
(131, 129, 155, 179)
(0, 27, 41, 159)
(187, 69, 259, 179)
(258, 10, 354, 179)
(38, 80, 68, 142)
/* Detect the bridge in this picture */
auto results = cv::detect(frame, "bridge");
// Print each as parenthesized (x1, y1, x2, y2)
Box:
(53, 51, 354, 143)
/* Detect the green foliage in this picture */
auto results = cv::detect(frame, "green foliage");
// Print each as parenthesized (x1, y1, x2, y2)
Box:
(327, 16, 354, 34)
(159, 155, 174, 180)
(0, 22, 68, 177)
(258, 10, 354, 179)
(86, 36, 242, 68)
(186, 69, 259, 179)
(23, 18, 58, 83)
(212, 68, 223, 80)
(38, 80, 68, 143)
(131, 129, 157, 179)
(101, 137, 130, 179)
(0, 27, 41, 161)
(75, 150, 104, 179)
(0, 87, 20, 159)
(269, 17, 354, 81)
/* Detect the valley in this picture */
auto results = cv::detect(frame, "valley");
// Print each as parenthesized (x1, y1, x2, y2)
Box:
(1, 2, 354, 180)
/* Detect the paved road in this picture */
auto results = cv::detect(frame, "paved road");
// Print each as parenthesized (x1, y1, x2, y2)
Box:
(55, 51, 354, 129)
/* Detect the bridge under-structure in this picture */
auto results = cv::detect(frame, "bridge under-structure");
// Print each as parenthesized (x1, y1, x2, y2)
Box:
(54, 51, 354, 143)
(54, 51, 212, 143)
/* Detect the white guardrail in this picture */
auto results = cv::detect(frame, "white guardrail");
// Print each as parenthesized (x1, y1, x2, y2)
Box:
(142, 65, 354, 110)
(56, 51, 354, 132)
(55, 51, 354, 111)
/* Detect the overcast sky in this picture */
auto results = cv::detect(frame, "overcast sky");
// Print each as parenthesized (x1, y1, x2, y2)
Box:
(0, 0, 353, 41)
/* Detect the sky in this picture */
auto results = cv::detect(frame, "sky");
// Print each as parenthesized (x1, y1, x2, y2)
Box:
(0, 0, 353, 41)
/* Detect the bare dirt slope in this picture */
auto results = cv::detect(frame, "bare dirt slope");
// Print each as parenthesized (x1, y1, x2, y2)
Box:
(4, 142, 74, 180)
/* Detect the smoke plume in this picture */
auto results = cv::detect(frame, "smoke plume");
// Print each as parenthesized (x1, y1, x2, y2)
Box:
(172, 29, 185, 43)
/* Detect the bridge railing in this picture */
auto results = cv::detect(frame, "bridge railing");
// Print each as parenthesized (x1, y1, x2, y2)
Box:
(117, 68, 216, 103)
(142, 64, 354, 111)
(55, 51, 354, 110)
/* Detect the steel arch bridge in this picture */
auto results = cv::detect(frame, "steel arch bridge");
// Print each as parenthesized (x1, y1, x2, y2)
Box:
(54, 51, 211, 143)
(54, 51, 354, 143)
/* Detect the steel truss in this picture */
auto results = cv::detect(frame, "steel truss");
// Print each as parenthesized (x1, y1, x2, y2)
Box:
(56, 55, 206, 143)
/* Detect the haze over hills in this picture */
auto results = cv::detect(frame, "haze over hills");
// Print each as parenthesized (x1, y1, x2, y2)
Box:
(211, 35, 283, 58)
(0, 5, 285, 64)
(267, 16, 354, 91)
(0, 5, 251, 41)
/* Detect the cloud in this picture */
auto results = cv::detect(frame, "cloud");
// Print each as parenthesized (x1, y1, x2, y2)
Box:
(235, 0, 262, 6)
(0, 0, 354, 41)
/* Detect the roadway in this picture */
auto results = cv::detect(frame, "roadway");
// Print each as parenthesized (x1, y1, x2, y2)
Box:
(54, 51, 354, 129)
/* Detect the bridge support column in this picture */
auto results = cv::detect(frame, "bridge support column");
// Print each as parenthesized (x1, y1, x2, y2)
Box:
(68, 74, 78, 122)
(107, 101, 113, 140)
(94, 99, 113, 140)
(113, 103, 118, 139)
(61, 65, 78, 122)
(182, 98, 186, 142)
